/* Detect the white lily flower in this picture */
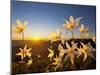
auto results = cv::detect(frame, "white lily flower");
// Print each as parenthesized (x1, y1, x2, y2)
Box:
(12, 19, 28, 40)
(27, 59, 33, 65)
(52, 56, 62, 71)
(64, 42, 77, 65)
(78, 24, 88, 38)
(58, 44, 67, 58)
(64, 16, 82, 30)
(48, 48, 54, 61)
(64, 16, 82, 39)
(16, 45, 32, 60)
(77, 42, 95, 61)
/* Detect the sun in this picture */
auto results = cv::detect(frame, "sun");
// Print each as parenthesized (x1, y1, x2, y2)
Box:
(34, 36, 40, 40)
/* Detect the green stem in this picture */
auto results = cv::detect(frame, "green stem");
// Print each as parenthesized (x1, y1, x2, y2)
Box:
(44, 64, 52, 72)
(70, 55, 76, 70)
(18, 34, 20, 40)
(22, 32, 24, 40)
(71, 30, 74, 39)
(81, 33, 83, 39)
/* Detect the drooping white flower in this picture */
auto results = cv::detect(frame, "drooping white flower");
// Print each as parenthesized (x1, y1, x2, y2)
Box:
(77, 42, 95, 61)
(58, 44, 67, 58)
(12, 19, 28, 40)
(27, 59, 33, 65)
(52, 56, 62, 71)
(16, 45, 32, 60)
(64, 42, 77, 65)
(78, 24, 89, 38)
(48, 48, 54, 61)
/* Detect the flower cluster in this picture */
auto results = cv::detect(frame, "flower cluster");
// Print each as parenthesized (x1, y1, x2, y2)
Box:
(12, 16, 96, 73)
(47, 16, 96, 71)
